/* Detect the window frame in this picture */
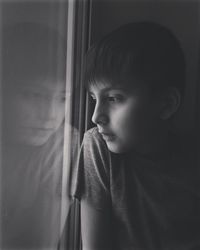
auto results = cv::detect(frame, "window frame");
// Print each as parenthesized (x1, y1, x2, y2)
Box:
(59, 0, 92, 249)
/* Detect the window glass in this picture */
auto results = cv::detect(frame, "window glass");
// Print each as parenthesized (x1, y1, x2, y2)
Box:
(0, 1, 81, 249)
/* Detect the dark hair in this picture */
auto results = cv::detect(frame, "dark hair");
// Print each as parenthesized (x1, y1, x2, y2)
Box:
(84, 21, 186, 96)
(2, 22, 67, 87)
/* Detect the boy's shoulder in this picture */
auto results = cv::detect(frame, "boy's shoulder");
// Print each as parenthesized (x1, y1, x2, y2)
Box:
(165, 130, 199, 193)
(84, 126, 101, 137)
(173, 130, 197, 160)
(83, 127, 110, 157)
(83, 127, 106, 146)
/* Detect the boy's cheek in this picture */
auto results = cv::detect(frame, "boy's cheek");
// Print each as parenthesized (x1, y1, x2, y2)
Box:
(106, 135, 137, 153)
(116, 113, 151, 148)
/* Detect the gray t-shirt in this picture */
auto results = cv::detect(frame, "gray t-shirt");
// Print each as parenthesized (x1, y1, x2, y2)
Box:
(74, 127, 200, 250)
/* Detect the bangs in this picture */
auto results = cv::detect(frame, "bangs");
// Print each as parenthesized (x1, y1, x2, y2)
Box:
(84, 39, 134, 90)
(84, 22, 186, 95)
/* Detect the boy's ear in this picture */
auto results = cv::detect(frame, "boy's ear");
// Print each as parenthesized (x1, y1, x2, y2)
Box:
(159, 87, 181, 120)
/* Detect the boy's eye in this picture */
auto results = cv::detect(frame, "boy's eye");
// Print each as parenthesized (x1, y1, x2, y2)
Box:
(89, 93, 124, 104)
(106, 95, 124, 102)
(107, 96, 117, 102)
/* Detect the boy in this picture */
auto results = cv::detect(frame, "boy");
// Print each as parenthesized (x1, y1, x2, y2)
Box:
(73, 22, 200, 249)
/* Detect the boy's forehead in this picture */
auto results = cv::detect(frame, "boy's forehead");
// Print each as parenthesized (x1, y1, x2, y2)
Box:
(88, 80, 145, 94)
(89, 81, 125, 92)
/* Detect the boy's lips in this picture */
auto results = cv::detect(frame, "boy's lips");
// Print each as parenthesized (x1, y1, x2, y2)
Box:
(101, 134, 115, 141)
(98, 129, 115, 141)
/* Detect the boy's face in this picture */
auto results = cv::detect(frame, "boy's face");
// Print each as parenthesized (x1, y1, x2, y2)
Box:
(3, 78, 66, 146)
(89, 81, 164, 154)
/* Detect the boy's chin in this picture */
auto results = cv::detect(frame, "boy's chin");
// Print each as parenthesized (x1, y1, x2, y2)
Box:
(106, 141, 130, 154)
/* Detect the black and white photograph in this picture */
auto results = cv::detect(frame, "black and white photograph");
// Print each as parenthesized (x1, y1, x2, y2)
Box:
(0, 0, 200, 249)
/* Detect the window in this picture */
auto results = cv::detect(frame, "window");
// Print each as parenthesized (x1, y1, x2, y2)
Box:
(0, 0, 91, 249)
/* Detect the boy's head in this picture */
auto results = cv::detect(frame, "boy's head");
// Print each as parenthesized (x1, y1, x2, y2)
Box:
(85, 22, 186, 154)
(2, 22, 67, 146)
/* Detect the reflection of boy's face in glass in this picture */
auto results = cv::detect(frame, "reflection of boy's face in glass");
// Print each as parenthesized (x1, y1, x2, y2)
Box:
(4, 78, 66, 146)
(2, 23, 67, 146)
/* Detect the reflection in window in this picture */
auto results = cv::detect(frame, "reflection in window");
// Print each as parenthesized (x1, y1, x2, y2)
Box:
(0, 1, 82, 249)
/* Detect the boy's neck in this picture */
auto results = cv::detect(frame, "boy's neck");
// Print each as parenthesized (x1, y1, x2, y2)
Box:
(132, 129, 173, 161)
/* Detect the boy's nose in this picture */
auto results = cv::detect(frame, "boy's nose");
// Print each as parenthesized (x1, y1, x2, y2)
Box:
(92, 103, 108, 125)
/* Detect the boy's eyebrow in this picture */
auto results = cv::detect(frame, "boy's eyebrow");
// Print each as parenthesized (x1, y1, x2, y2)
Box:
(88, 87, 127, 95)
(103, 87, 126, 92)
